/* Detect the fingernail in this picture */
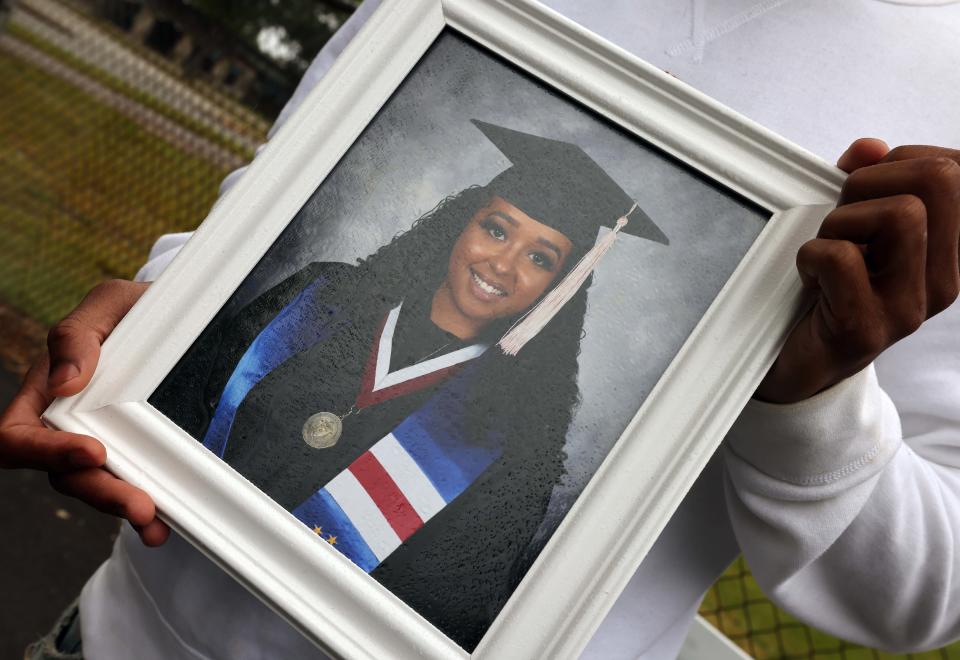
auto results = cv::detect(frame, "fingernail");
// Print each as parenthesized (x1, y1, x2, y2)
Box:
(69, 449, 100, 468)
(49, 361, 80, 388)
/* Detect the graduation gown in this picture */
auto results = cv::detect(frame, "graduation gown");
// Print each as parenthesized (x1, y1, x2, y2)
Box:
(150, 262, 567, 651)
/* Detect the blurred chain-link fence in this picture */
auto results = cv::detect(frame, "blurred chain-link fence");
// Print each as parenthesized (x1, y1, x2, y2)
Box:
(701, 558, 960, 659)
(0, 1, 956, 658)
(0, 0, 268, 342)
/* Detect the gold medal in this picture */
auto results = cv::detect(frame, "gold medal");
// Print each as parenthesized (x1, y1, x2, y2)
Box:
(302, 412, 342, 449)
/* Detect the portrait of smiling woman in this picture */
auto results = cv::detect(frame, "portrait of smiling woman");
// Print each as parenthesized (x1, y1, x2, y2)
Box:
(436, 194, 573, 337)
(150, 119, 668, 649)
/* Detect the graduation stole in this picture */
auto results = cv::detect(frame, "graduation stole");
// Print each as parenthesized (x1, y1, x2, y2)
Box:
(202, 276, 500, 572)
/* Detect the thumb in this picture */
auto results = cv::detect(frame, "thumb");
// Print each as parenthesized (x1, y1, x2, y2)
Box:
(837, 137, 890, 173)
(47, 280, 148, 396)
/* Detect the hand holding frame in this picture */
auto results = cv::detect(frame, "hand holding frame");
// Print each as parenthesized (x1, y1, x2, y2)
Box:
(0, 280, 169, 546)
(757, 139, 960, 403)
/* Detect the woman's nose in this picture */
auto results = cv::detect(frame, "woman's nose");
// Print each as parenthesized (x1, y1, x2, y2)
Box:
(488, 249, 515, 276)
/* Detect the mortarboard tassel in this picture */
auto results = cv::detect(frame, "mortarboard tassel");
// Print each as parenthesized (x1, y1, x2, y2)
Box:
(497, 204, 637, 356)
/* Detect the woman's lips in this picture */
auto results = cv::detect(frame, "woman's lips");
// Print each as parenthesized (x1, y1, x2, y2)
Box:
(469, 269, 507, 302)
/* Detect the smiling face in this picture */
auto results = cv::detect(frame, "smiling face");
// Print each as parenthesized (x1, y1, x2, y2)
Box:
(431, 195, 574, 340)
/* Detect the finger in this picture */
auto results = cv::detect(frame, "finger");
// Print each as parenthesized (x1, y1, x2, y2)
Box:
(0, 425, 105, 471)
(759, 240, 878, 403)
(797, 238, 883, 356)
(837, 138, 890, 173)
(818, 196, 928, 279)
(819, 197, 928, 340)
(840, 157, 960, 315)
(881, 144, 960, 166)
(133, 518, 171, 547)
(49, 468, 157, 528)
(46, 280, 149, 397)
(1, 359, 52, 426)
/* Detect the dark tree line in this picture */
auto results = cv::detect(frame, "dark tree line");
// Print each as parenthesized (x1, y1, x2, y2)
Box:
(91, 0, 362, 115)
(170, 0, 360, 73)
(148, 0, 360, 75)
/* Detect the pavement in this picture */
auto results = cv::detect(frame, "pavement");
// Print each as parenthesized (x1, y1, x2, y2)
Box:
(0, 367, 118, 659)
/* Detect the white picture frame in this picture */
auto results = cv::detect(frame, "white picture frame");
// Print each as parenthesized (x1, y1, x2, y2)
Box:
(43, 0, 846, 658)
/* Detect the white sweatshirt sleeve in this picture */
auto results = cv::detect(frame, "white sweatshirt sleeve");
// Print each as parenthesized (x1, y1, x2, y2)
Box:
(723, 302, 960, 652)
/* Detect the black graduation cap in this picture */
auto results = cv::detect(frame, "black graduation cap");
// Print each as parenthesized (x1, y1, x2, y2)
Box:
(472, 119, 668, 252)
(468, 120, 670, 356)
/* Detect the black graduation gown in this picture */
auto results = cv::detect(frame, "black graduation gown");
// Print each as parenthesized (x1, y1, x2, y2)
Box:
(150, 262, 567, 651)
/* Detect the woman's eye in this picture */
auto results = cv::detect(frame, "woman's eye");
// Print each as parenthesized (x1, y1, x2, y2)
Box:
(481, 218, 507, 241)
(530, 251, 555, 271)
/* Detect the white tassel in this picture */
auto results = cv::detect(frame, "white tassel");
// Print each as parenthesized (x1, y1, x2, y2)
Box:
(497, 205, 636, 356)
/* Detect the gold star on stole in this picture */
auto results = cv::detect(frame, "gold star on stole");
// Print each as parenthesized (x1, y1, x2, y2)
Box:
(312, 525, 323, 535)
(326, 535, 337, 545)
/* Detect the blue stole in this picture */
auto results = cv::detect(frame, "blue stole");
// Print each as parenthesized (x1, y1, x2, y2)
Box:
(202, 275, 343, 458)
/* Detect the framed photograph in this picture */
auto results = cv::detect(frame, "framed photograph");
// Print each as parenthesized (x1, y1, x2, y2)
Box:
(44, 0, 845, 657)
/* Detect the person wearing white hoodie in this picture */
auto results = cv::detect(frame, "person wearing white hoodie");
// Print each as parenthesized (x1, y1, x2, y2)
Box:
(6, 1, 960, 658)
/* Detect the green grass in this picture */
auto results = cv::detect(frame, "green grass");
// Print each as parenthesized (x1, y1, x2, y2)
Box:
(0, 50, 239, 324)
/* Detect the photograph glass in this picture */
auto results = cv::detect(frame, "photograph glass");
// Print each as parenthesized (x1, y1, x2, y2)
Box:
(149, 30, 768, 651)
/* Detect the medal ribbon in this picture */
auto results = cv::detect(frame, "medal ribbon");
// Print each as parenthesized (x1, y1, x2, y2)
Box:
(353, 304, 488, 410)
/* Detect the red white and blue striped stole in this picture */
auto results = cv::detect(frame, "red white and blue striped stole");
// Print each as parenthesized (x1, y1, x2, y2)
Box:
(293, 363, 503, 573)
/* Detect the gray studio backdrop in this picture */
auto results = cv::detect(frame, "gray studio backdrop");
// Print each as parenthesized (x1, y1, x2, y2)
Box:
(225, 31, 767, 532)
